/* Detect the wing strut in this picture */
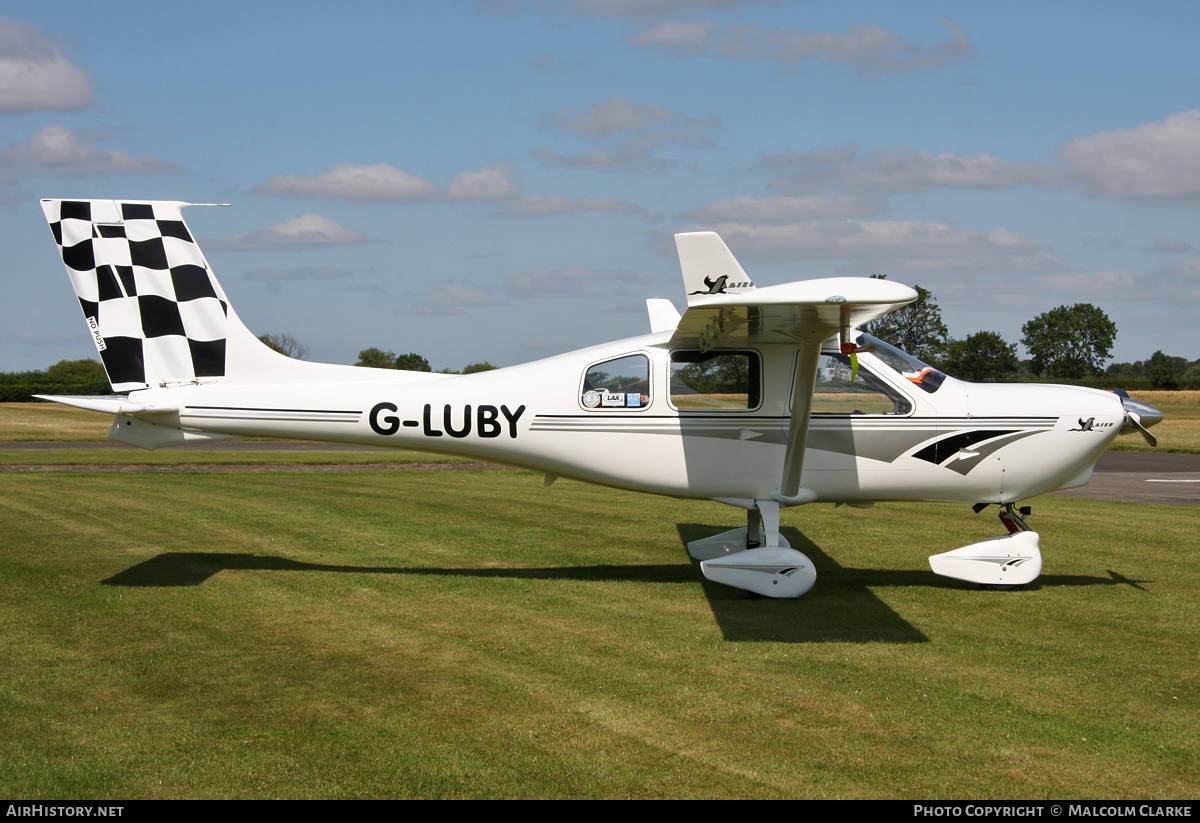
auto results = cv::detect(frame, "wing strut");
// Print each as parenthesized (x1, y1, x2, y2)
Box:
(779, 340, 822, 503)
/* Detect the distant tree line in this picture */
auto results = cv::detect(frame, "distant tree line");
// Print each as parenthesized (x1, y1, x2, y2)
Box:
(1105, 351, 1200, 391)
(6, 315, 1197, 402)
(258, 333, 309, 360)
(354, 348, 496, 374)
(863, 276, 1197, 389)
(1, 338, 502, 401)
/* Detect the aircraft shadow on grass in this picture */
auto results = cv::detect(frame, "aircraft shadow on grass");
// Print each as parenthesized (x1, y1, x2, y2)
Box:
(101, 525, 1145, 645)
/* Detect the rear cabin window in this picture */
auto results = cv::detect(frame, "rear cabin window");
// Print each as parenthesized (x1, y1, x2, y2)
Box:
(812, 353, 913, 415)
(582, 354, 650, 409)
(670, 350, 760, 411)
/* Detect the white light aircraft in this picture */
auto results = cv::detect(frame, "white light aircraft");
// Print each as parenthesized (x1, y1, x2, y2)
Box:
(36, 199, 1163, 598)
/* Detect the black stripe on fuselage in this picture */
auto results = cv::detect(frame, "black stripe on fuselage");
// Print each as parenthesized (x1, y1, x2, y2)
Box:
(185, 405, 362, 414)
(912, 430, 1019, 464)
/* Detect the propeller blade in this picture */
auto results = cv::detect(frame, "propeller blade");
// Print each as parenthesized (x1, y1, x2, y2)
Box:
(1125, 411, 1158, 447)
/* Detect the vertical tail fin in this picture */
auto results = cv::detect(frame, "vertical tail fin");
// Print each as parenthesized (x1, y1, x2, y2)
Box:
(41, 198, 339, 390)
(43, 199, 237, 391)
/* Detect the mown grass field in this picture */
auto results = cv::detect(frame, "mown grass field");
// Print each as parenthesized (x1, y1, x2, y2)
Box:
(0, 468, 1195, 798)
(0, 401, 112, 442)
(0, 448, 472, 467)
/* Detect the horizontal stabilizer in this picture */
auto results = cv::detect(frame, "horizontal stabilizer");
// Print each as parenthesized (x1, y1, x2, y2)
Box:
(34, 394, 179, 416)
(646, 298, 681, 334)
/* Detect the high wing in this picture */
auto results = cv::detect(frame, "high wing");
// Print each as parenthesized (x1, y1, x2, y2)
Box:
(671, 232, 917, 502)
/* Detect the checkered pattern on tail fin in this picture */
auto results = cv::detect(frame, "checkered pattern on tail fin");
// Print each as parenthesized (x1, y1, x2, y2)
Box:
(42, 199, 230, 392)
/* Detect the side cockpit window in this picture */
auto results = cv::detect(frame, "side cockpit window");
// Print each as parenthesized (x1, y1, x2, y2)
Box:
(670, 350, 760, 411)
(813, 353, 913, 415)
(582, 354, 650, 409)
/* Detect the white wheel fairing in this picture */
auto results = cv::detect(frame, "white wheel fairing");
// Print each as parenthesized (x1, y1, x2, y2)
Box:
(928, 531, 1042, 587)
(701, 547, 817, 599)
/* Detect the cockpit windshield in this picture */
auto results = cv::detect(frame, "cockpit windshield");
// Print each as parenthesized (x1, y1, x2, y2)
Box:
(858, 333, 947, 394)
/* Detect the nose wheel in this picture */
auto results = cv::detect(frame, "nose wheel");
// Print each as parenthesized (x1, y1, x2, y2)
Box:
(928, 503, 1043, 588)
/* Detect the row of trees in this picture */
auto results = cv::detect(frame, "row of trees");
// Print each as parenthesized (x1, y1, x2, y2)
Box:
(6, 300, 1197, 401)
(353, 348, 496, 375)
(0, 358, 109, 401)
(1106, 351, 1200, 391)
(259, 336, 498, 374)
(862, 278, 1132, 383)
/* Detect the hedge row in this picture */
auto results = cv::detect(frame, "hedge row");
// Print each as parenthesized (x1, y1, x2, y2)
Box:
(0, 376, 111, 402)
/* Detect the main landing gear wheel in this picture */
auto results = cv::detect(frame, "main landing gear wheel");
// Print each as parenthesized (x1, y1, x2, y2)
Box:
(687, 502, 817, 599)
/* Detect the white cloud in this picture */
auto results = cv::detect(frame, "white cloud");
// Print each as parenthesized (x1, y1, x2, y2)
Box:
(675, 218, 1070, 277)
(760, 143, 857, 170)
(245, 265, 352, 294)
(1145, 235, 1192, 254)
(532, 55, 567, 72)
(6, 125, 177, 176)
(505, 267, 650, 298)
(255, 163, 439, 202)
(1167, 259, 1200, 280)
(1058, 110, 1200, 204)
(246, 266, 353, 282)
(632, 17, 976, 77)
(989, 261, 1200, 307)
(541, 94, 718, 137)
(0, 18, 92, 113)
(769, 144, 1067, 194)
(1032, 270, 1174, 301)
(209, 214, 374, 251)
(762, 110, 1200, 203)
(446, 163, 521, 201)
(412, 281, 507, 316)
(331, 283, 388, 295)
(566, 0, 755, 17)
(631, 20, 716, 52)
(483, 0, 760, 17)
(533, 145, 672, 171)
(536, 95, 719, 171)
(681, 194, 888, 222)
(1083, 235, 1125, 251)
(495, 195, 642, 218)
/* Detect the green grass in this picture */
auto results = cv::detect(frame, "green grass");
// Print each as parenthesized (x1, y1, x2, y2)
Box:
(0, 469, 1195, 798)
(0, 448, 473, 467)
(0, 401, 113, 441)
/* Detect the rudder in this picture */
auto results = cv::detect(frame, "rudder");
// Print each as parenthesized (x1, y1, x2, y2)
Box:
(43, 198, 233, 392)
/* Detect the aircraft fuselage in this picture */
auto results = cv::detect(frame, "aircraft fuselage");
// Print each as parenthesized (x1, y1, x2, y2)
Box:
(117, 331, 1126, 509)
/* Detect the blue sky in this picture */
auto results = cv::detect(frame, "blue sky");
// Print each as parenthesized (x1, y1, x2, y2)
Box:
(2, 1, 1198, 372)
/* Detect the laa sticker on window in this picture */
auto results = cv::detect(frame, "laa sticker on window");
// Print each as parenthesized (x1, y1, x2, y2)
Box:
(582, 354, 650, 410)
